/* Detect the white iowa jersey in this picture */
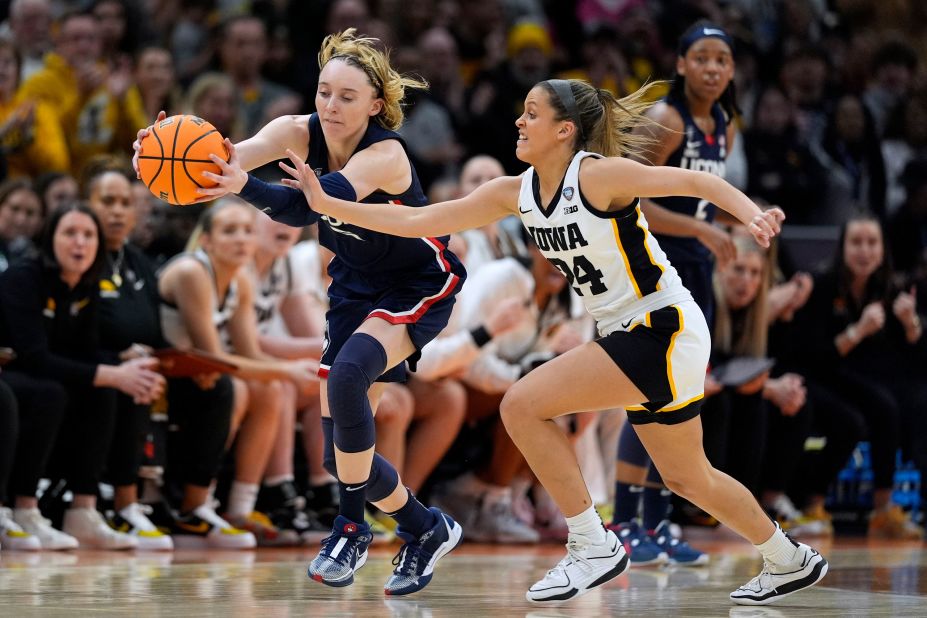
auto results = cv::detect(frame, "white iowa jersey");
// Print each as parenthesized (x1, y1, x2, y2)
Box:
(517, 151, 692, 335)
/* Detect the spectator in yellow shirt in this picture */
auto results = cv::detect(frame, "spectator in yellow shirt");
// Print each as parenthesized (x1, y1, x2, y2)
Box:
(0, 38, 69, 179)
(19, 10, 147, 176)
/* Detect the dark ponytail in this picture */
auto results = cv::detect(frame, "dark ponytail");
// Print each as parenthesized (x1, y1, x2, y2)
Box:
(541, 79, 665, 158)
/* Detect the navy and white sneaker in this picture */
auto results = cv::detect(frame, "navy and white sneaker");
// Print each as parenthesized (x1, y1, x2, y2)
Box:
(384, 507, 462, 596)
(649, 520, 709, 566)
(730, 540, 828, 605)
(607, 520, 667, 566)
(308, 515, 373, 587)
(526, 528, 629, 603)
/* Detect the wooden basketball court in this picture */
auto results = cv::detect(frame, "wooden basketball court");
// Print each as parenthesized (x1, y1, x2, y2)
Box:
(1, 530, 924, 616)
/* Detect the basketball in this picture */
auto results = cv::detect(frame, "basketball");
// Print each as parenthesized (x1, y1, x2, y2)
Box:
(137, 114, 228, 205)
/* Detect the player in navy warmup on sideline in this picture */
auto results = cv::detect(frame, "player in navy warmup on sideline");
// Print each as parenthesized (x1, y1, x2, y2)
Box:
(271, 77, 829, 606)
(610, 21, 740, 567)
(135, 29, 465, 595)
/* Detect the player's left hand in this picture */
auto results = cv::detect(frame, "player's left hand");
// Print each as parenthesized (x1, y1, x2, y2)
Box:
(279, 149, 331, 214)
(748, 207, 785, 248)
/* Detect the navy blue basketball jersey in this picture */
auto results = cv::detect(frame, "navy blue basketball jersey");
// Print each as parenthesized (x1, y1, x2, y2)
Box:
(651, 99, 729, 264)
(306, 113, 464, 292)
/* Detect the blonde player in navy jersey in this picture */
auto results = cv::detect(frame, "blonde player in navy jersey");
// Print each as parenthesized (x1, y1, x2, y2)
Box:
(139, 29, 466, 595)
(276, 77, 828, 606)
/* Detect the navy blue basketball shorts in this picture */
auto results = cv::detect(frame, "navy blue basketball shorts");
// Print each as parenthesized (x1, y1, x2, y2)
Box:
(673, 260, 715, 326)
(594, 300, 710, 425)
(319, 273, 464, 383)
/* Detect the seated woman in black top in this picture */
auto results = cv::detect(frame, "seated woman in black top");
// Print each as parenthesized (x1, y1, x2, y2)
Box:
(85, 160, 253, 550)
(0, 203, 164, 550)
(794, 211, 926, 539)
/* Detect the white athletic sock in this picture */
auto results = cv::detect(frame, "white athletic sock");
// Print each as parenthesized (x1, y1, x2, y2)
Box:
(226, 482, 260, 517)
(756, 523, 798, 565)
(565, 505, 606, 544)
(263, 474, 294, 487)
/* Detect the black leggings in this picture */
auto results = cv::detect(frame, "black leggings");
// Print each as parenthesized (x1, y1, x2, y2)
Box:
(818, 370, 901, 491)
(48, 383, 119, 495)
(106, 394, 151, 488)
(876, 372, 927, 504)
(0, 379, 17, 504)
(761, 399, 814, 494)
(166, 376, 234, 488)
(791, 380, 866, 498)
(701, 389, 768, 494)
(0, 371, 68, 500)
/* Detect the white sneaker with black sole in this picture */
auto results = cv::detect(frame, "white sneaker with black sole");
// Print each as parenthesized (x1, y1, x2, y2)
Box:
(526, 528, 629, 603)
(730, 540, 828, 605)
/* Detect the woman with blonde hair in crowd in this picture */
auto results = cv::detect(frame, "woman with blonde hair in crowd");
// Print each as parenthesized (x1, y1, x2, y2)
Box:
(701, 234, 809, 512)
(158, 199, 319, 546)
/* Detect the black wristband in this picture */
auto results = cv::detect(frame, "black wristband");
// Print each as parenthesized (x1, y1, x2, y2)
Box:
(470, 325, 491, 347)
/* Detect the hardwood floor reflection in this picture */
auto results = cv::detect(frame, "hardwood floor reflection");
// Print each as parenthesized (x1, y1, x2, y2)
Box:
(1, 536, 924, 617)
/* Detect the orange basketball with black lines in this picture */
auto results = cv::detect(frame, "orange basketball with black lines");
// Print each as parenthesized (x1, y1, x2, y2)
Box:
(137, 114, 228, 205)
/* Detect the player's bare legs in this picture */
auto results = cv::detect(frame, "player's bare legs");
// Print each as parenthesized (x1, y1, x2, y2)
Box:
(501, 340, 826, 605)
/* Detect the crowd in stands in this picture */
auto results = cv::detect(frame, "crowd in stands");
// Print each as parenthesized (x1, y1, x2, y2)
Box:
(0, 0, 925, 554)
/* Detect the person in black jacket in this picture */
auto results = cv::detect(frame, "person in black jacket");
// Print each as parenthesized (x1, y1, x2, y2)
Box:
(794, 211, 926, 538)
(0, 202, 164, 549)
(84, 159, 252, 550)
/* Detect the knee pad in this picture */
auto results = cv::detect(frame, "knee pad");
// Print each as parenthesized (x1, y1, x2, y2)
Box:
(366, 453, 400, 502)
(328, 333, 387, 453)
(321, 416, 337, 478)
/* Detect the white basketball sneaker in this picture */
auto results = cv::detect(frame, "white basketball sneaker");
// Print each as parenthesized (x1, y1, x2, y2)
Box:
(63, 507, 138, 550)
(526, 528, 629, 603)
(13, 507, 78, 550)
(110, 503, 174, 551)
(730, 540, 828, 605)
(0, 507, 41, 551)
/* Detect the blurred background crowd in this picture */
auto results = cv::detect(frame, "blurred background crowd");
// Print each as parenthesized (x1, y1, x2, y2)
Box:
(0, 0, 925, 554)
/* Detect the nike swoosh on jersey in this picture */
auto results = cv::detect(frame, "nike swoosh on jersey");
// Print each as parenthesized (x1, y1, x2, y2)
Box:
(621, 319, 633, 328)
(345, 483, 368, 492)
(519, 207, 533, 214)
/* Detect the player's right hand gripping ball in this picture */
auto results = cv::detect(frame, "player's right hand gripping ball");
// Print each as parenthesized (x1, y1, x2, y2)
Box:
(137, 114, 229, 205)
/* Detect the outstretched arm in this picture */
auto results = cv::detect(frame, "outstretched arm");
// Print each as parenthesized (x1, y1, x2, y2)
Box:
(279, 149, 519, 238)
(198, 140, 320, 226)
(582, 157, 784, 247)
